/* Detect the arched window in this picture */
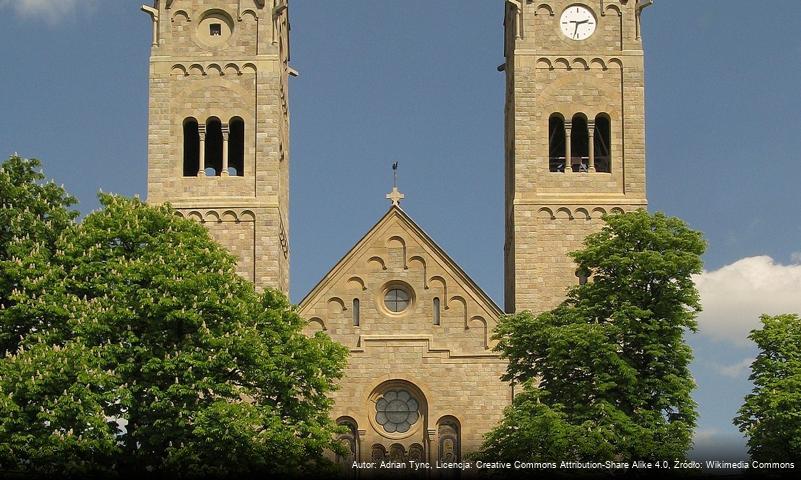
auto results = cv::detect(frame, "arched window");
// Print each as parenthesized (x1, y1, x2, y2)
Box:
(228, 117, 245, 176)
(352, 298, 360, 327)
(183, 118, 200, 176)
(389, 444, 406, 462)
(336, 417, 359, 466)
(371, 444, 387, 462)
(576, 268, 589, 286)
(433, 297, 441, 326)
(594, 114, 611, 173)
(571, 114, 589, 172)
(438, 417, 461, 463)
(548, 114, 566, 172)
(204, 117, 223, 176)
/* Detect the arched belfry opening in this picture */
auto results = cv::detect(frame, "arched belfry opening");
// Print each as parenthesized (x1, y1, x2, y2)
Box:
(204, 117, 223, 176)
(228, 117, 245, 176)
(549, 113, 566, 172)
(570, 114, 589, 172)
(594, 113, 611, 173)
(183, 117, 200, 176)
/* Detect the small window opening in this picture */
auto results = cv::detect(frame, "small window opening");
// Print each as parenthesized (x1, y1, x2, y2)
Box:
(384, 288, 410, 313)
(594, 114, 611, 173)
(210, 24, 222, 36)
(205, 118, 223, 176)
(433, 298, 441, 326)
(576, 268, 589, 286)
(549, 114, 566, 172)
(228, 117, 245, 177)
(571, 114, 590, 172)
(352, 299, 360, 327)
(183, 118, 199, 176)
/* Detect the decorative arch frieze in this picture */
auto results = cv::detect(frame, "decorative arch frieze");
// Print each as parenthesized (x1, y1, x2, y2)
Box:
(604, 3, 623, 17)
(168, 62, 257, 77)
(429, 276, 448, 309)
(171, 64, 188, 76)
(327, 297, 347, 314)
(572, 58, 589, 70)
(555, 207, 573, 220)
(307, 317, 327, 332)
(536, 57, 621, 71)
(574, 208, 591, 220)
(368, 256, 387, 271)
(408, 256, 428, 289)
(241, 9, 258, 21)
(177, 209, 256, 224)
(386, 236, 408, 270)
(534, 3, 554, 16)
(590, 57, 608, 71)
(535, 206, 631, 221)
(536, 57, 553, 70)
(554, 57, 571, 70)
(347, 276, 367, 292)
(207, 63, 223, 76)
(468, 316, 489, 349)
(448, 296, 468, 328)
(537, 207, 555, 220)
(171, 10, 190, 23)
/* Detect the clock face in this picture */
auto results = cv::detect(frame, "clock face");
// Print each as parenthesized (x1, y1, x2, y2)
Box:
(560, 5, 597, 41)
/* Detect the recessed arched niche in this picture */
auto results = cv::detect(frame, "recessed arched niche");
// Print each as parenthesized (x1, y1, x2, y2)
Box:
(196, 10, 234, 48)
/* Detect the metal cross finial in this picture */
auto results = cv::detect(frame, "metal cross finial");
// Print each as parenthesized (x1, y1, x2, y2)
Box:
(386, 162, 405, 207)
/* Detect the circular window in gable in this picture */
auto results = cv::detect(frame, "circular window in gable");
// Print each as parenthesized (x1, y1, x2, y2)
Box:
(384, 287, 410, 313)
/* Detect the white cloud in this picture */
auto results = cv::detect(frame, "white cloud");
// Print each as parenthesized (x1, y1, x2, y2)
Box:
(0, 0, 97, 23)
(792, 252, 801, 264)
(694, 428, 720, 447)
(708, 358, 754, 380)
(694, 256, 801, 346)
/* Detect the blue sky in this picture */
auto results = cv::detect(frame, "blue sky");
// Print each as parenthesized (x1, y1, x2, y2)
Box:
(1, 0, 800, 460)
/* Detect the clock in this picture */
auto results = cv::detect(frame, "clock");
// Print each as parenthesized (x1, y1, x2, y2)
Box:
(560, 5, 597, 41)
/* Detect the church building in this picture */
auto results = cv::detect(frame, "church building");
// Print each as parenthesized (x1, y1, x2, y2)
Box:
(142, 0, 651, 465)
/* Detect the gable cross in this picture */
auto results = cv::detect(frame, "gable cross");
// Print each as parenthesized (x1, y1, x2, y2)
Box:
(386, 161, 405, 207)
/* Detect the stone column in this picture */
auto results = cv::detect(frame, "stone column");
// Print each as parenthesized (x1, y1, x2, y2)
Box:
(355, 429, 366, 462)
(197, 124, 207, 177)
(588, 120, 596, 173)
(427, 428, 437, 465)
(221, 124, 230, 177)
(564, 121, 572, 174)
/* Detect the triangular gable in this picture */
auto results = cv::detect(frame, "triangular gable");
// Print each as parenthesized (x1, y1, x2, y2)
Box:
(298, 206, 502, 320)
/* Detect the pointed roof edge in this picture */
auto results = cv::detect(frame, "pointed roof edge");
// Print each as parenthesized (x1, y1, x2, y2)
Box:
(297, 205, 504, 318)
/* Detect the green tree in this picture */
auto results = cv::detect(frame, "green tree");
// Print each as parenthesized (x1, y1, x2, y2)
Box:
(0, 155, 78, 353)
(476, 211, 706, 462)
(735, 314, 801, 462)
(0, 192, 348, 477)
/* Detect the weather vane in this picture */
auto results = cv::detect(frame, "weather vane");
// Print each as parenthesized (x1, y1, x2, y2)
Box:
(386, 161, 405, 207)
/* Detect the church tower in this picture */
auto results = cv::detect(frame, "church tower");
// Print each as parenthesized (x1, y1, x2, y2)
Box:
(504, 0, 651, 313)
(142, 0, 291, 294)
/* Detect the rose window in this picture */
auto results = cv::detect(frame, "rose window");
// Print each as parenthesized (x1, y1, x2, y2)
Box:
(375, 389, 420, 434)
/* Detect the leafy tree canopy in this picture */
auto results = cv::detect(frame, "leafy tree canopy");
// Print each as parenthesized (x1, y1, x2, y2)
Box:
(735, 313, 801, 462)
(0, 156, 78, 353)
(0, 156, 348, 477)
(476, 210, 706, 463)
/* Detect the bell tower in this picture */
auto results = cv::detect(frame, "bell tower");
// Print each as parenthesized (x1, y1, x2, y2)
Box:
(142, 0, 291, 294)
(503, 0, 651, 313)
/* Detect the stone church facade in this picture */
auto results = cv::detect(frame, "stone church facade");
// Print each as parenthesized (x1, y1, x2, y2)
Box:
(142, 0, 651, 465)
